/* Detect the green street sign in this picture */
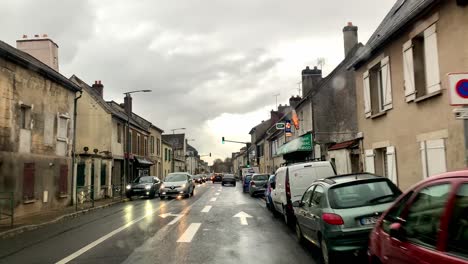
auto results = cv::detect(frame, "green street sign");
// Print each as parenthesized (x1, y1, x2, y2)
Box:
(276, 123, 285, 130)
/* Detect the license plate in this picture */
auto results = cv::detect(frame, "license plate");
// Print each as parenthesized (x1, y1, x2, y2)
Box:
(360, 216, 379, 225)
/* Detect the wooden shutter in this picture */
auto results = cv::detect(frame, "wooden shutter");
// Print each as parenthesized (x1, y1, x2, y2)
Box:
(363, 71, 372, 118)
(364, 149, 375, 173)
(23, 163, 35, 200)
(403, 40, 416, 102)
(59, 164, 68, 194)
(424, 24, 441, 94)
(381, 56, 393, 110)
(386, 146, 398, 185)
(420, 139, 447, 178)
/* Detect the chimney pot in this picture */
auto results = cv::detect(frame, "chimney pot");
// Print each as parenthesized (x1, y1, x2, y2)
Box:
(34, 34, 39, 38)
(348, 22, 353, 26)
(22, 34, 27, 39)
(42, 34, 48, 37)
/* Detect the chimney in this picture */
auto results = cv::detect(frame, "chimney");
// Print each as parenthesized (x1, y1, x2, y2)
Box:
(278, 104, 290, 114)
(302, 66, 322, 97)
(289, 95, 302, 109)
(16, 34, 59, 71)
(91, 80, 104, 98)
(270, 110, 282, 124)
(343, 22, 358, 57)
(124, 95, 132, 115)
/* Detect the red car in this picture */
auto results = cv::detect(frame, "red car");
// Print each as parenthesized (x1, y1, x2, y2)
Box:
(368, 170, 468, 264)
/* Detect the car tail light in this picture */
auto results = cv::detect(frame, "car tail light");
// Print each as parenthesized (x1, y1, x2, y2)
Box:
(251, 181, 256, 186)
(285, 177, 291, 199)
(322, 213, 344, 225)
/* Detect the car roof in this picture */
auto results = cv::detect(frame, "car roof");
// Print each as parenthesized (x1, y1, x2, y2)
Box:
(288, 161, 331, 169)
(252, 173, 269, 176)
(316, 173, 385, 185)
(417, 170, 468, 184)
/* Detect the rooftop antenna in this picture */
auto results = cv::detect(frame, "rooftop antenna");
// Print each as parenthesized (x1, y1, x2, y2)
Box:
(273, 93, 280, 108)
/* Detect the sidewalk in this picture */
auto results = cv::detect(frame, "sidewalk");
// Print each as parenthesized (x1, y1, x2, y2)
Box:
(0, 198, 125, 239)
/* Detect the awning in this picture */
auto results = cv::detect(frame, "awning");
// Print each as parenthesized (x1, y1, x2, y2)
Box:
(134, 156, 154, 166)
(276, 133, 313, 156)
(328, 139, 359, 151)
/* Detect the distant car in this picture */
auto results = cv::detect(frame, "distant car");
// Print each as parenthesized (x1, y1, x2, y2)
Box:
(212, 174, 223, 183)
(293, 174, 401, 264)
(368, 170, 468, 264)
(126, 176, 161, 199)
(201, 174, 208, 182)
(222, 174, 236, 186)
(160, 172, 195, 199)
(242, 174, 253, 193)
(249, 174, 269, 197)
(265, 175, 276, 211)
(193, 175, 204, 184)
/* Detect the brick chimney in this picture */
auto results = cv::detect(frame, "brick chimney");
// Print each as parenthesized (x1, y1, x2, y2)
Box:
(91, 80, 104, 98)
(302, 66, 322, 97)
(16, 34, 59, 71)
(270, 110, 283, 124)
(124, 95, 132, 115)
(343, 22, 358, 57)
(289, 95, 302, 109)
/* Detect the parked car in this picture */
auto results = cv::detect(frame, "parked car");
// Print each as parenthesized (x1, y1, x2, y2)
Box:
(265, 174, 276, 211)
(293, 173, 401, 264)
(368, 170, 468, 264)
(126, 176, 161, 199)
(222, 174, 236, 186)
(271, 161, 336, 226)
(249, 174, 269, 197)
(242, 174, 253, 193)
(159, 172, 195, 199)
(193, 175, 204, 184)
(202, 174, 208, 182)
(212, 174, 223, 183)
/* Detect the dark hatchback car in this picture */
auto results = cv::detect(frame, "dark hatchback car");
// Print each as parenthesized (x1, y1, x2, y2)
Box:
(222, 174, 236, 186)
(212, 174, 223, 183)
(126, 176, 161, 199)
(193, 175, 204, 184)
(293, 174, 401, 264)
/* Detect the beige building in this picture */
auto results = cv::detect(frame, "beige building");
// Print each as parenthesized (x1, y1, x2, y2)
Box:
(0, 38, 81, 217)
(162, 140, 173, 178)
(350, 0, 468, 190)
(149, 125, 163, 179)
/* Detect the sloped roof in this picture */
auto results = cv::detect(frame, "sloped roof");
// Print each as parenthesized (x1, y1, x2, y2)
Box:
(0, 40, 80, 92)
(106, 101, 149, 131)
(328, 139, 359, 151)
(349, 0, 439, 68)
(162, 134, 185, 149)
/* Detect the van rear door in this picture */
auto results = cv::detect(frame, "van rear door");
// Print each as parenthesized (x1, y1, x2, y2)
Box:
(314, 164, 336, 178)
(289, 166, 317, 202)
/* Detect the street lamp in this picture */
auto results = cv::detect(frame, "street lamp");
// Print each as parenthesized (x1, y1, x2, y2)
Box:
(123, 89, 152, 196)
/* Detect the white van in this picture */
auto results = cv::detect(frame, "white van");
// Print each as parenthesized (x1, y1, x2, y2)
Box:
(271, 161, 336, 225)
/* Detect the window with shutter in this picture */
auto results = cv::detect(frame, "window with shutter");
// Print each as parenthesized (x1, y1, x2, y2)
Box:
(363, 71, 372, 118)
(365, 149, 375, 173)
(386, 146, 398, 185)
(424, 24, 441, 94)
(420, 139, 447, 178)
(403, 40, 416, 102)
(381, 56, 393, 110)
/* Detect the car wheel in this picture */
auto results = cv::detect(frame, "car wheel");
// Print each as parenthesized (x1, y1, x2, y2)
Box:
(233, 183, 236, 187)
(126, 194, 132, 200)
(222, 182, 225, 186)
(295, 223, 304, 244)
(160, 195, 165, 200)
(321, 238, 333, 264)
(149, 192, 155, 199)
(191, 188, 194, 197)
(282, 205, 294, 227)
(250, 192, 254, 197)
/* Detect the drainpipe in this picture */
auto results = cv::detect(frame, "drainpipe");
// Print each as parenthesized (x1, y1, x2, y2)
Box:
(72, 90, 83, 205)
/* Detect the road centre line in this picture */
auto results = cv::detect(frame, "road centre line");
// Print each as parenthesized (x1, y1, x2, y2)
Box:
(55, 199, 174, 264)
(201, 206, 212, 213)
(177, 223, 202, 243)
(210, 198, 217, 202)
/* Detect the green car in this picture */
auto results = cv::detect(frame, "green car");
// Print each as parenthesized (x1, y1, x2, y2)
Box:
(292, 174, 401, 264)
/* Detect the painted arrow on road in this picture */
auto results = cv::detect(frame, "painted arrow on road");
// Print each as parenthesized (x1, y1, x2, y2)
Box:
(233, 211, 252, 225)
(159, 212, 184, 225)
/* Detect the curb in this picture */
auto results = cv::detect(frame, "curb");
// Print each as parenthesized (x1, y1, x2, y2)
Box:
(0, 199, 127, 239)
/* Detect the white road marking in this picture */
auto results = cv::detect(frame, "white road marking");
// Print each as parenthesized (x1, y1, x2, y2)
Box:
(167, 214, 184, 225)
(177, 223, 202, 243)
(215, 192, 220, 196)
(201, 206, 212, 213)
(233, 211, 252, 226)
(55, 200, 173, 264)
(210, 198, 217, 202)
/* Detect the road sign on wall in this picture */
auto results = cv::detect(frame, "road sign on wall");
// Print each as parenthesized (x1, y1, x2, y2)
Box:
(448, 73, 468, 105)
(276, 123, 285, 130)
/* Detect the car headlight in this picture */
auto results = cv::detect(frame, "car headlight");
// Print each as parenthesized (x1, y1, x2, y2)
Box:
(181, 183, 186, 188)
(145, 185, 151, 190)
(126, 184, 132, 190)
(160, 184, 165, 189)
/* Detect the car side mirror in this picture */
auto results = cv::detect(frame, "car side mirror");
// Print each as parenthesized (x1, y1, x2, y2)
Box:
(389, 222, 406, 241)
(292, 201, 304, 207)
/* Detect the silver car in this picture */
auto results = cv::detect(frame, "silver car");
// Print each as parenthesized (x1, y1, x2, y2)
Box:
(160, 173, 195, 199)
(249, 174, 269, 197)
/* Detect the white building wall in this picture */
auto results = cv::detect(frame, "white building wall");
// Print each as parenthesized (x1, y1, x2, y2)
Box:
(328, 149, 352, 175)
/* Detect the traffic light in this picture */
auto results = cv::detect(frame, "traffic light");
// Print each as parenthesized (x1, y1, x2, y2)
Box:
(222, 137, 225, 144)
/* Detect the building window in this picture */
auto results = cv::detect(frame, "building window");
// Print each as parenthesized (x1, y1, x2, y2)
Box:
(169, 150, 172, 161)
(420, 139, 447, 178)
(363, 56, 392, 118)
(129, 131, 133, 153)
(364, 146, 398, 185)
(157, 139, 161, 156)
(137, 134, 140, 155)
(150, 136, 154, 154)
(165, 148, 168, 161)
(402, 24, 441, 102)
(20, 105, 31, 129)
(117, 123, 122, 143)
(144, 137, 148, 156)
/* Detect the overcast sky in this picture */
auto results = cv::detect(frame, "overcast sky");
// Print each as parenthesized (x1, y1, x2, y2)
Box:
(1, 0, 395, 164)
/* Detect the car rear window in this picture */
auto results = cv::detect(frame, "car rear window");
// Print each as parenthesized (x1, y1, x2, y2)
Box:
(329, 180, 401, 209)
(253, 174, 268, 181)
(224, 174, 234, 179)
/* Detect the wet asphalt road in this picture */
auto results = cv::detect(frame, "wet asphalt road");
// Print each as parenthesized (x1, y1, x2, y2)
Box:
(0, 182, 323, 264)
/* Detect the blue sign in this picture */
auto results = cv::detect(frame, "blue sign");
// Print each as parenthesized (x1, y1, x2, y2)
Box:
(285, 120, 292, 136)
(456, 79, 468, 98)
